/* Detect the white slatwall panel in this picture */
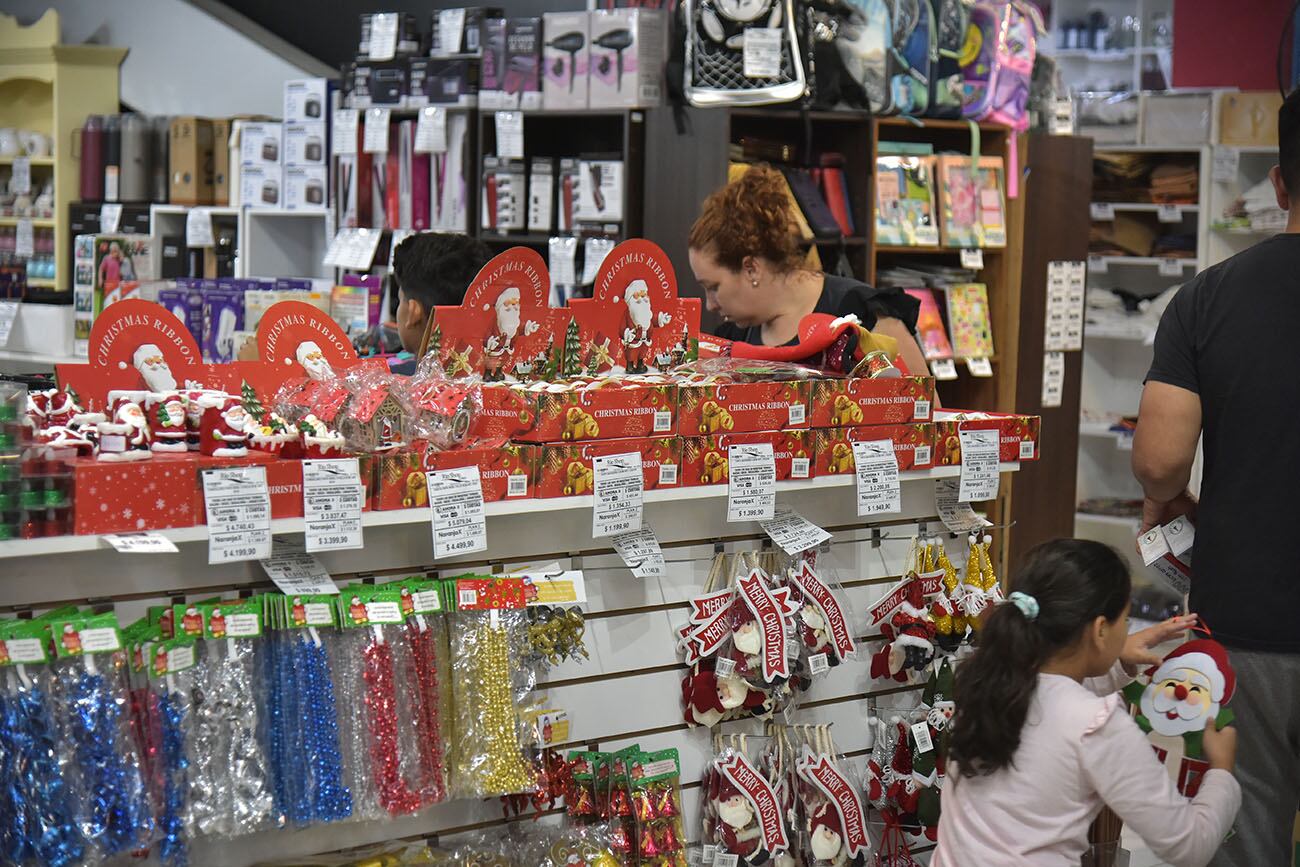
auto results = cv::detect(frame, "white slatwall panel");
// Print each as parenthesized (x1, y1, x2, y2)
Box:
(0, 476, 993, 866)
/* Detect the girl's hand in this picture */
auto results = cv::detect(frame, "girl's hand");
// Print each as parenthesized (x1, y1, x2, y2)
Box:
(1203, 720, 1237, 772)
(1121, 614, 1198, 672)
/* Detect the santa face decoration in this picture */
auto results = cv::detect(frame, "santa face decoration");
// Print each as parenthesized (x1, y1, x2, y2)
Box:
(717, 792, 754, 829)
(1137, 639, 1235, 738)
(134, 343, 178, 392)
(295, 341, 336, 382)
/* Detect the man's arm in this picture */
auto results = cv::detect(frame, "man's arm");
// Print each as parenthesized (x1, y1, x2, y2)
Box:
(1132, 381, 1202, 528)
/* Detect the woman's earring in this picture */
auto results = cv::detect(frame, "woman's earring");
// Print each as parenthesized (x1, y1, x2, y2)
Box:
(750, 278, 759, 287)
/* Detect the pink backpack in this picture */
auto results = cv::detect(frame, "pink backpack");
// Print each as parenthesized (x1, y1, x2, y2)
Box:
(960, 0, 1043, 131)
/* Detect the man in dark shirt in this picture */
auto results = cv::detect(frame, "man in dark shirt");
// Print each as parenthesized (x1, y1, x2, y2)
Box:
(390, 233, 491, 375)
(1133, 90, 1300, 867)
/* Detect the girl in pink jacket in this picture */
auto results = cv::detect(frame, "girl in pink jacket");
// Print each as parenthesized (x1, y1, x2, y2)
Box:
(934, 539, 1240, 867)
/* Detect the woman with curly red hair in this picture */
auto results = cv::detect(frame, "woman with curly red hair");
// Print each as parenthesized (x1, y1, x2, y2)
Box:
(688, 164, 927, 375)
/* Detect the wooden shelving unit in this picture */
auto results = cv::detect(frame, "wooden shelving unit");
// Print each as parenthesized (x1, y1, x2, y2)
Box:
(0, 10, 126, 297)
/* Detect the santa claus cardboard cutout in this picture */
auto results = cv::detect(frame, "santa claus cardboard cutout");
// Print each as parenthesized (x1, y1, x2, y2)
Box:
(563, 239, 700, 376)
(419, 247, 562, 383)
(1123, 638, 1236, 797)
(57, 300, 215, 412)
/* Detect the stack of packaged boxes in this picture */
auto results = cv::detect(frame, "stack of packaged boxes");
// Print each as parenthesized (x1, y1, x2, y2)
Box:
(283, 79, 329, 211)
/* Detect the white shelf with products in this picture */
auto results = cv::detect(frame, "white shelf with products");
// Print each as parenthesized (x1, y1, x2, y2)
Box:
(147, 204, 335, 282)
(1204, 146, 1282, 269)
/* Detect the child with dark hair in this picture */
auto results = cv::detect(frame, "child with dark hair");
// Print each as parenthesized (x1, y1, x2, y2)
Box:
(934, 539, 1239, 867)
(391, 232, 492, 370)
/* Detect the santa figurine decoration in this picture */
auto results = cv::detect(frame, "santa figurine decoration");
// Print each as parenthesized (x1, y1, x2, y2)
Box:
(870, 581, 936, 681)
(1123, 638, 1236, 796)
(200, 396, 252, 457)
(146, 391, 189, 452)
(44, 390, 81, 428)
(484, 286, 528, 382)
(96, 397, 154, 462)
(807, 802, 850, 866)
(621, 279, 672, 374)
(713, 778, 765, 863)
(133, 343, 179, 392)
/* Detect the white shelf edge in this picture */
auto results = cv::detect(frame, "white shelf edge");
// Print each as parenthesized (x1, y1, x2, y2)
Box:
(1091, 202, 1198, 213)
(1093, 256, 1196, 268)
(0, 348, 79, 365)
(1075, 511, 1141, 529)
(245, 209, 332, 218)
(0, 463, 1020, 560)
(151, 205, 241, 217)
(1222, 145, 1277, 155)
(1084, 322, 1155, 342)
(1095, 144, 1206, 154)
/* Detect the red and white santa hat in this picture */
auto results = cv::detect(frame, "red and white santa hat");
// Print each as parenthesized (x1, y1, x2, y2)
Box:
(1148, 638, 1235, 704)
(810, 801, 843, 837)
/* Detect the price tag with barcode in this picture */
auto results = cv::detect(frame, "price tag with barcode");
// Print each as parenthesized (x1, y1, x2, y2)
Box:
(186, 208, 215, 248)
(788, 402, 806, 426)
(613, 526, 666, 578)
(592, 452, 644, 538)
(102, 532, 179, 554)
(333, 109, 359, 155)
(1212, 147, 1240, 182)
(1158, 258, 1185, 277)
(1090, 202, 1114, 221)
(958, 429, 1000, 503)
(495, 111, 524, 159)
(761, 506, 831, 554)
(0, 300, 18, 348)
(323, 228, 382, 270)
(809, 652, 830, 675)
(99, 202, 123, 233)
(960, 248, 984, 270)
(415, 106, 448, 153)
(912, 721, 934, 753)
(727, 443, 776, 522)
(203, 467, 272, 564)
(966, 357, 994, 377)
(931, 358, 958, 380)
(14, 219, 33, 258)
(427, 467, 488, 559)
(11, 157, 30, 195)
(1088, 254, 1108, 274)
(363, 108, 392, 153)
(368, 12, 399, 59)
(853, 439, 901, 516)
(260, 539, 339, 595)
(1157, 204, 1181, 223)
(302, 458, 364, 552)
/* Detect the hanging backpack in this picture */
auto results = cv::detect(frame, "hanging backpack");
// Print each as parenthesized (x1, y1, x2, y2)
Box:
(683, 0, 807, 107)
(960, 0, 1042, 130)
(927, 0, 971, 117)
(883, 0, 935, 116)
(835, 0, 893, 113)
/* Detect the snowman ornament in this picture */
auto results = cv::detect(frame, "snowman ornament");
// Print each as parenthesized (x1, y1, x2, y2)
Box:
(701, 0, 783, 50)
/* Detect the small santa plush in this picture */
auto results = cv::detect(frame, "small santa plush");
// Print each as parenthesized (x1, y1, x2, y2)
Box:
(714, 779, 765, 863)
(730, 615, 764, 677)
(96, 398, 154, 462)
(146, 391, 189, 452)
(875, 582, 935, 677)
(200, 396, 252, 457)
(808, 802, 849, 866)
(799, 602, 836, 665)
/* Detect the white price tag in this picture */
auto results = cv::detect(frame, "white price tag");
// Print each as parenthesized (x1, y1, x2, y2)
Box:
(260, 539, 339, 595)
(11, 157, 30, 195)
(582, 237, 616, 285)
(912, 721, 934, 753)
(323, 228, 383, 270)
(437, 8, 467, 55)
(592, 452, 644, 538)
(102, 532, 179, 553)
(808, 652, 830, 675)
(612, 526, 666, 579)
(714, 657, 737, 678)
(186, 208, 215, 248)
(1088, 254, 1108, 274)
(960, 248, 984, 270)
(742, 28, 783, 78)
(302, 458, 364, 551)
(1041, 351, 1065, 408)
(14, 219, 33, 258)
(332, 109, 359, 156)
(935, 478, 990, 533)
(1212, 147, 1240, 182)
(1163, 516, 1195, 559)
(415, 106, 448, 153)
(363, 108, 392, 153)
(368, 12, 399, 60)
(966, 357, 994, 377)
(495, 111, 525, 160)
(727, 443, 776, 522)
(202, 467, 272, 564)
(1089, 202, 1114, 221)
(714, 853, 740, 867)
(701, 846, 717, 865)
(958, 428, 1000, 503)
(427, 467, 488, 559)
(787, 402, 806, 426)
(852, 439, 901, 516)
(1138, 526, 1172, 567)
(99, 203, 123, 233)
(0, 300, 18, 348)
(930, 358, 958, 380)
(760, 506, 831, 555)
(1157, 204, 1181, 223)
(1158, 258, 1185, 277)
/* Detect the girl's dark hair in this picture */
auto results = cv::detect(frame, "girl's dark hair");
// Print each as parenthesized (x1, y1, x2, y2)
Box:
(947, 538, 1130, 778)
